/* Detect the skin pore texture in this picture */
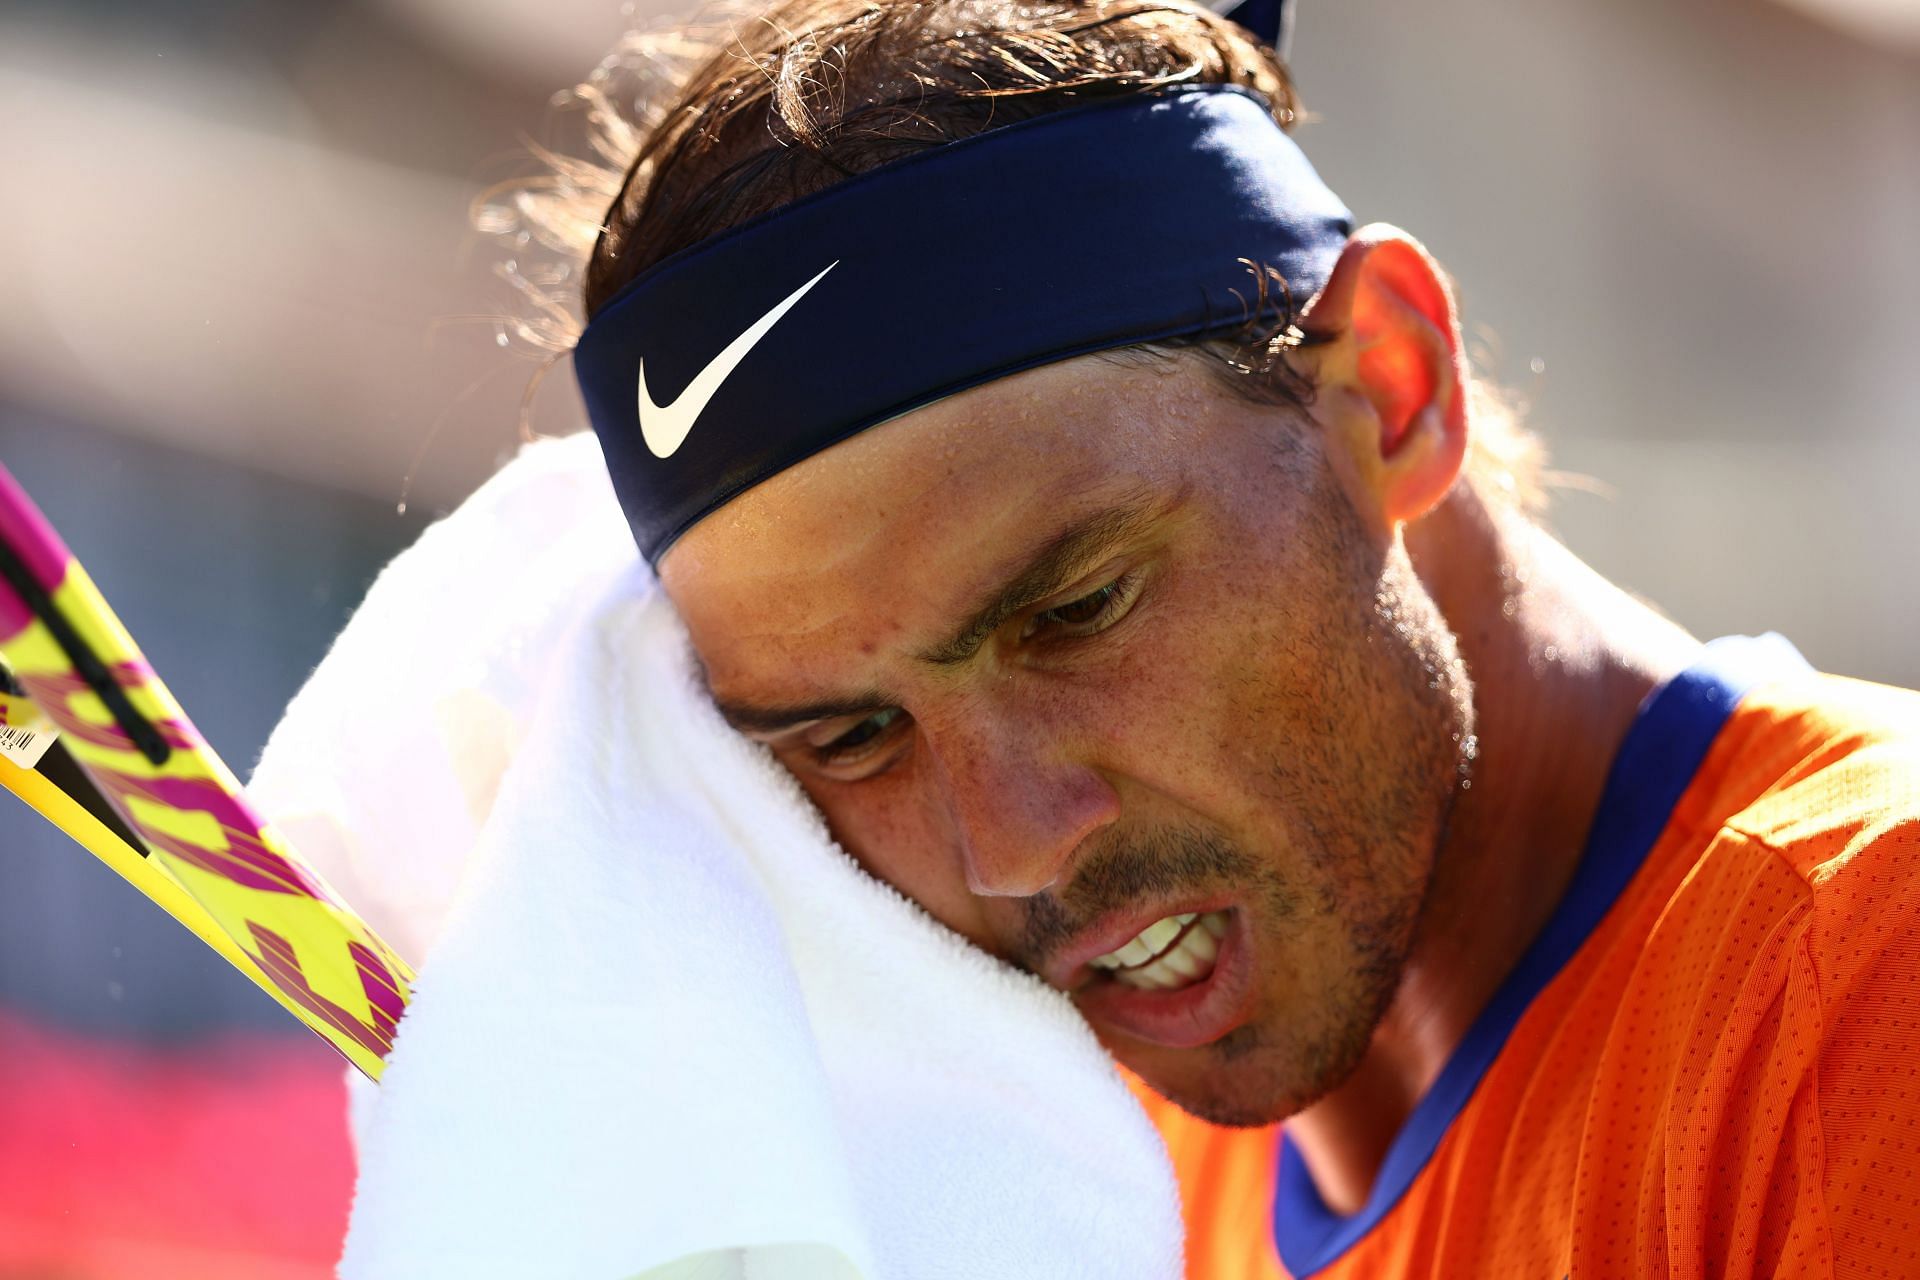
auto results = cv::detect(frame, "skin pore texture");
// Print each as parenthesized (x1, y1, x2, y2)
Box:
(660, 225, 1702, 1216)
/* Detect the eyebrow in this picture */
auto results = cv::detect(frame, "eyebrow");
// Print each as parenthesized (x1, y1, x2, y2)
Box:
(712, 692, 896, 736)
(706, 490, 1170, 735)
(914, 493, 1165, 667)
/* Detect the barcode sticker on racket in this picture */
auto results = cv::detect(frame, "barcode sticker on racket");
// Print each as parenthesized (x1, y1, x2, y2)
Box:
(0, 722, 57, 769)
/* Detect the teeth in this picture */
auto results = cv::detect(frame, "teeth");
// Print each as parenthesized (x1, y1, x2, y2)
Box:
(1122, 962, 1182, 990)
(1109, 933, 1155, 968)
(1137, 914, 1186, 955)
(1088, 912, 1197, 970)
(1160, 947, 1203, 980)
(1089, 910, 1229, 992)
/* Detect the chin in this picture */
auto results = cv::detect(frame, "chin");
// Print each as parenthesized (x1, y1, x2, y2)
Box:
(1124, 1016, 1372, 1130)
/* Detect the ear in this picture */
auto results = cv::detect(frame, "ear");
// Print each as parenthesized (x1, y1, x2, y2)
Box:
(1297, 224, 1469, 528)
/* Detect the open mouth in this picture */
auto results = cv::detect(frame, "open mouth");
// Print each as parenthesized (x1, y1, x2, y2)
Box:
(1071, 906, 1256, 1050)
(1087, 910, 1227, 990)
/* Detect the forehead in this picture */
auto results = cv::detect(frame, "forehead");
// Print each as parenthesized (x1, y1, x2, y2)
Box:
(659, 353, 1250, 686)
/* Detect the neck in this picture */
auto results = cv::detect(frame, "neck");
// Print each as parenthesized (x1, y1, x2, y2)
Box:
(1281, 482, 1700, 1215)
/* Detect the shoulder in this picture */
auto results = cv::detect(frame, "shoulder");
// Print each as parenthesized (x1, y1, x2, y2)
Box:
(1720, 670, 1920, 1052)
(1709, 672, 1920, 973)
(1703, 668, 1920, 829)
(1668, 667, 1920, 890)
(1632, 671, 1920, 1276)
(1646, 669, 1920, 990)
(1627, 667, 1920, 1136)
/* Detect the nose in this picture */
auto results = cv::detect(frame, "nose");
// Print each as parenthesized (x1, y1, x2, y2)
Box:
(921, 700, 1120, 898)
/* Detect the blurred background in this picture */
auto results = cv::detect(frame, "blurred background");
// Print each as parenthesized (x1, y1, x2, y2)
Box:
(0, 0, 1915, 1273)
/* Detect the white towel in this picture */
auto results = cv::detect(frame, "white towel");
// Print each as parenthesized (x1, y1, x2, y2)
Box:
(248, 432, 1184, 1280)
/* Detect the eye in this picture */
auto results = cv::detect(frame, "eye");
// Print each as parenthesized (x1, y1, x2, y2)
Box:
(1021, 570, 1145, 642)
(809, 706, 909, 768)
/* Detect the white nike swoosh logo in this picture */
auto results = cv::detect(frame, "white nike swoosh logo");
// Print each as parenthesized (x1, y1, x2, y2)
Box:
(637, 260, 840, 460)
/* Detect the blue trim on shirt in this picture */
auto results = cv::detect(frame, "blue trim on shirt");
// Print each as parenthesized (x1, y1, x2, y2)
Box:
(1271, 633, 1811, 1277)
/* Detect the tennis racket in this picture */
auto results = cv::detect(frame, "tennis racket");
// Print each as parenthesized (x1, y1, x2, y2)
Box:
(0, 461, 411, 1080)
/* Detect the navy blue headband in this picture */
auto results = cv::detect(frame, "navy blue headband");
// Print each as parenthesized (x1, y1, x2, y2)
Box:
(1215, 0, 1294, 61)
(575, 84, 1353, 564)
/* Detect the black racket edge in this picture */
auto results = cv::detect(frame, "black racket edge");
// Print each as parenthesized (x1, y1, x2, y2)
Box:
(0, 537, 171, 766)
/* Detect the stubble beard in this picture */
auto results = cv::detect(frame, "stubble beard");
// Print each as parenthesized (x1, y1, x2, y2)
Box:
(1183, 544, 1476, 1128)
(1140, 454, 1476, 1126)
(1016, 441, 1477, 1128)
(1011, 571, 1474, 1129)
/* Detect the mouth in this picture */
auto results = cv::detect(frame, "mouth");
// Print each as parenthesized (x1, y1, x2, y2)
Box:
(1089, 910, 1226, 988)
(1052, 903, 1257, 1050)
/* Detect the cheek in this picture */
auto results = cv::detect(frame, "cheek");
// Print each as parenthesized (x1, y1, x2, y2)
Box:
(1089, 536, 1344, 812)
(1107, 485, 1446, 889)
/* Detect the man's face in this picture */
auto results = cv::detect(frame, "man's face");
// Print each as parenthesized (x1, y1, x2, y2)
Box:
(662, 352, 1473, 1125)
